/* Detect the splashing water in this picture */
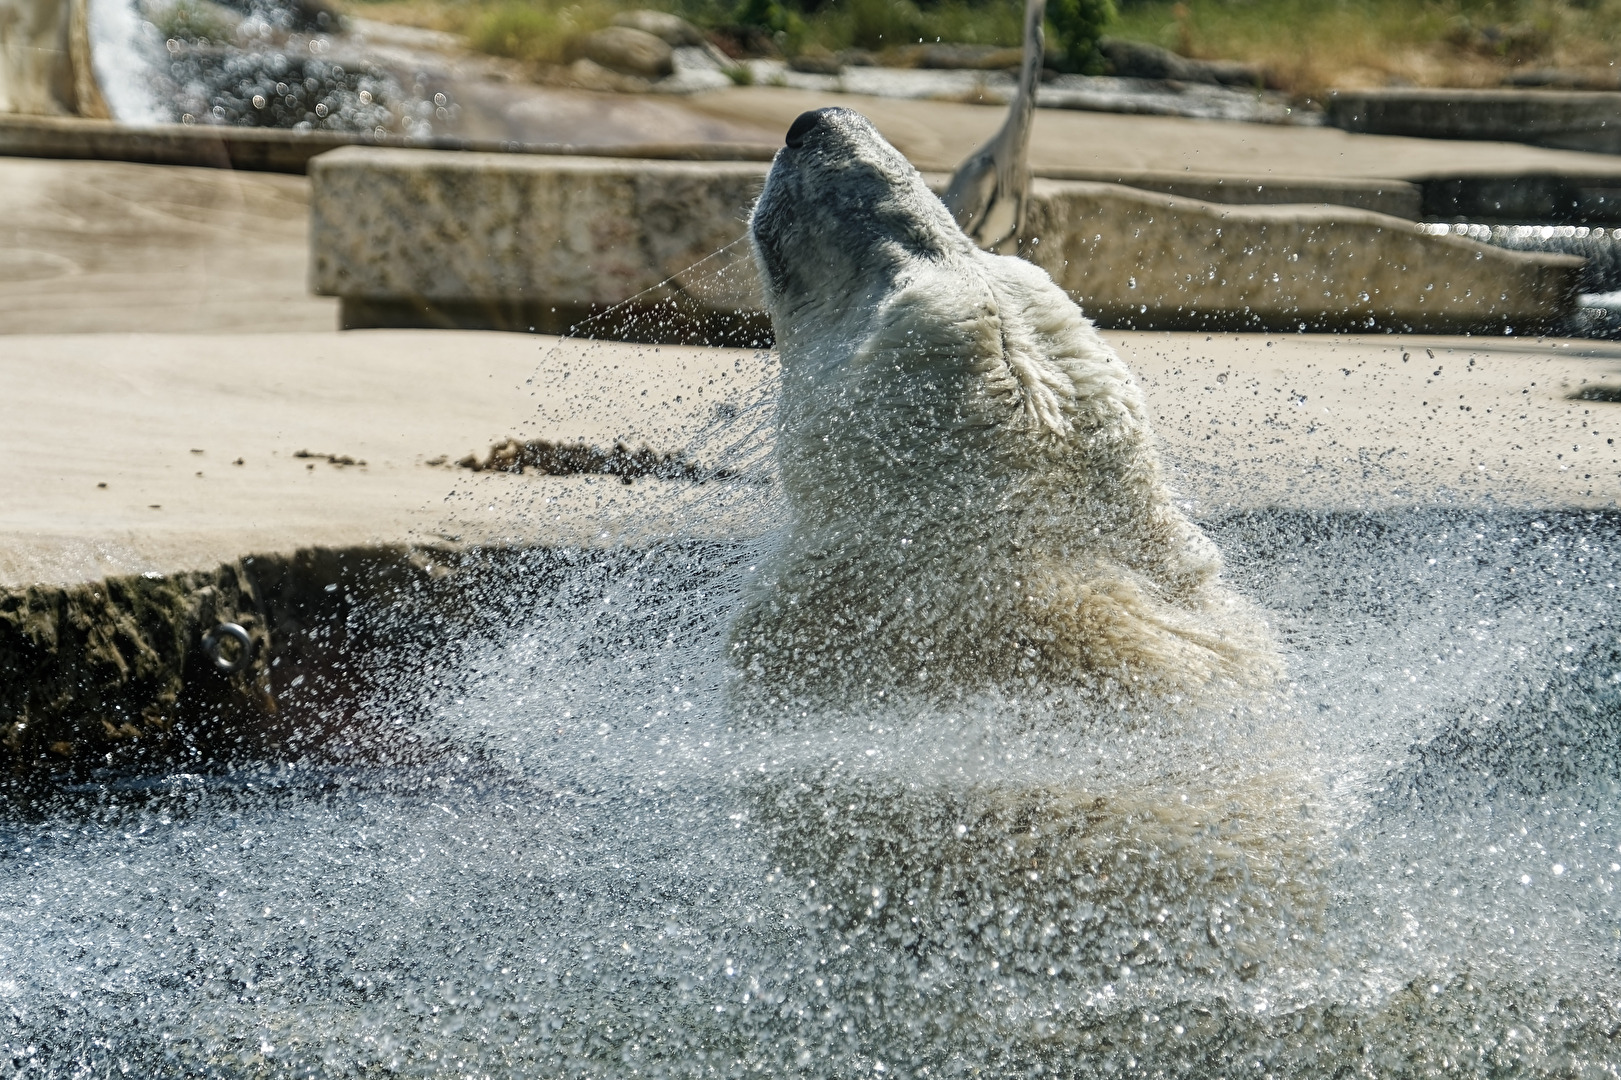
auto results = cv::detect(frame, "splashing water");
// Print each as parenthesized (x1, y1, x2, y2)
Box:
(86, 0, 445, 134)
(88, 0, 169, 124)
(3, 309, 1618, 1076)
(4, 197, 1621, 1076)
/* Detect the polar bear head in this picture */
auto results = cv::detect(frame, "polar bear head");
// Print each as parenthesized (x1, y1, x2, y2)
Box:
(736, 107, 1278, 707)
(750, 107, 974, 339)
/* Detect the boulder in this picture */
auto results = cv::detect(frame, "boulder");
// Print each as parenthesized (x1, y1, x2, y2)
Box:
(611, 9, 706, 47)
(788, 46, 842, 75)
(563, 56, 651, 93)
(907, 43, 1024, 70)
(1099, 36, 1264, 88)
(573, 25, 673, 79)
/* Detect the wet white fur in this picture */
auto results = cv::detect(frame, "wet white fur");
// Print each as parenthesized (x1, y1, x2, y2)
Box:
(733, 108, 1278, 711)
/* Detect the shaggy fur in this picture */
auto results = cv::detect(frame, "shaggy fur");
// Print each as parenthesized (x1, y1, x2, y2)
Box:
(731, 107, 1279, 712)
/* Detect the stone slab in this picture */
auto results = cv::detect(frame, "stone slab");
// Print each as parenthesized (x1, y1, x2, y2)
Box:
(691, 87, 1621, 222)
(308, 148, 1580, 336)
(0, 330, 743, 588)
(1328, 88, 1621, 157)
(308, 147, 768, 336)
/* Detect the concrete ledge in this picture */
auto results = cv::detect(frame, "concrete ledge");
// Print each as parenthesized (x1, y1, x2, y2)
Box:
(1035, 168, 1423, 219)
(1329, 88, 1621, 157)
(1416, 171, 1621, 225)
(15, 112, 1621, 228)
(309, 148, 1580, 336)
(0, 113, 778, 174)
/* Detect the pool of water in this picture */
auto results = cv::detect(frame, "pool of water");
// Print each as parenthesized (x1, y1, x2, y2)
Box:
(3, 504, 1617, 1078)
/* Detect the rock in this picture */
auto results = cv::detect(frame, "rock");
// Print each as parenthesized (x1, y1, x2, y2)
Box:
(287, 0, 342, 32)
(1099, 36, 1263, 88)
(611, 9, 706, 47)
(1197, 57, 1262, 88)
(653, 47, 737, 93)
(572, 25, 673, 80)
(1099, 37, 1190, 80)
(788, 47, 842, 75)
(905, 43, 1024, 70)
(562, 56, 651, 93)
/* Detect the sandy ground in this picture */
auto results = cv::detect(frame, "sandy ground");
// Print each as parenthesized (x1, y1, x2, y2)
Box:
(2, 328, 1616, 588)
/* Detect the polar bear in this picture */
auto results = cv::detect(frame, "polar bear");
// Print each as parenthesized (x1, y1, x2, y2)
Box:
(729, 107, 1280, 714)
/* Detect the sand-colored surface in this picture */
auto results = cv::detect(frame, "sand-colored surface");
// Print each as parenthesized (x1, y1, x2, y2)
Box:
(1118, 331, 1621, 513)
(3, 328, 1616, 589)
(0, 330, 736, 586)
(0, 156, 335, 334)
(688, 86, 1621, 180)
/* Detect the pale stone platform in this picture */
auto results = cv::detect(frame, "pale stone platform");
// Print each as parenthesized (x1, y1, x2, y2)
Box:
(3, 328, 1616, 590)
(0, 155, 335, 334)
(689, 87, 1621, 222)
(308, 147, 1581, 336)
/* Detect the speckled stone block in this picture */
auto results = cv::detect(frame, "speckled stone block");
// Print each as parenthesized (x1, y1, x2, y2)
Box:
(309, 147, 768, 337)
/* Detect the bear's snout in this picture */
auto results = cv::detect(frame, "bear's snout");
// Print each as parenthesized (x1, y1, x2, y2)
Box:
(784, 109, 830, 148)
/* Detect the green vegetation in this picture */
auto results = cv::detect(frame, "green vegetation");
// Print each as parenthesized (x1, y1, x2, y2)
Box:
(149, 0, 240, 42)
(465, 1, 618, 64)
(347, 0, 1621, 92)
(355, 0, 1106, 67)
(1112, 0, 1621, 92)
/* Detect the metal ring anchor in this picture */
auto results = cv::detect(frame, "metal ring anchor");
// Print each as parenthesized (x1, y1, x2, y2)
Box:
(202, 622, 254, 674)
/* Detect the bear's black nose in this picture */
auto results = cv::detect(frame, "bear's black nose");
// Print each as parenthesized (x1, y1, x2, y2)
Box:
(785, 109, 828, 148)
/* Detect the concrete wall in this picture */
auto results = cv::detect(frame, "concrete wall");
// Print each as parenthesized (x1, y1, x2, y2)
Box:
(1329, 88, 1621, 157)
(309, 146, 1580, 339)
